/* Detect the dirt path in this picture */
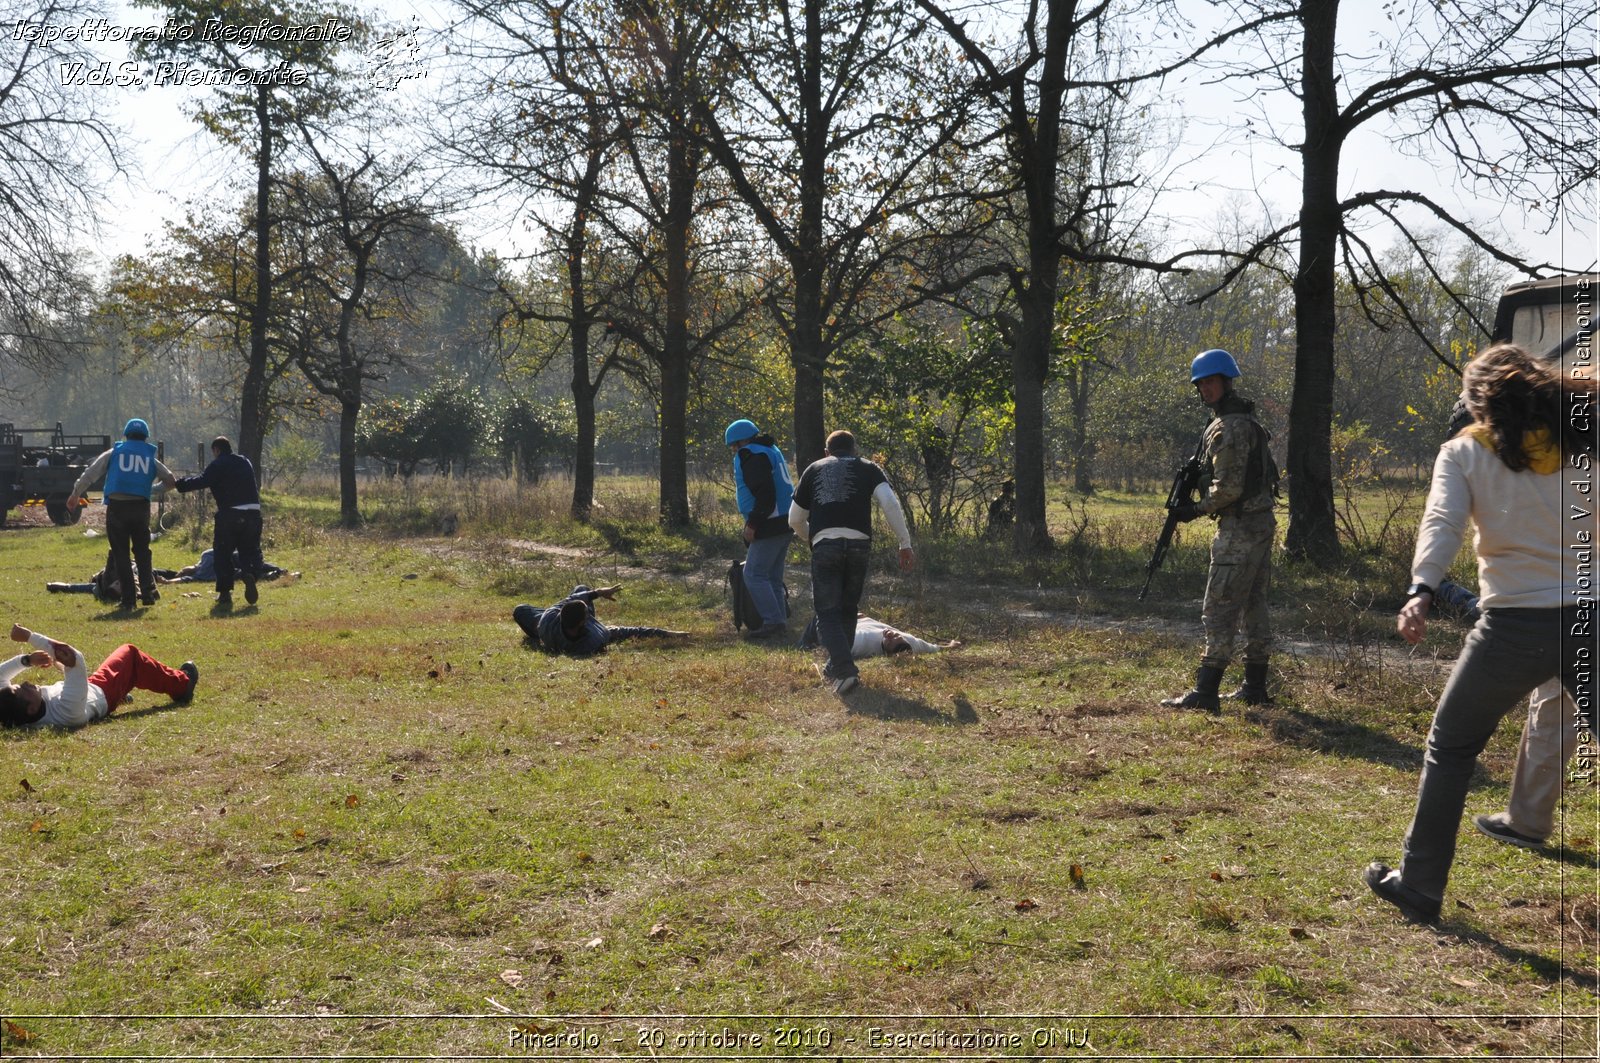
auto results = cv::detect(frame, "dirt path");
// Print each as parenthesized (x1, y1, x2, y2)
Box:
(421, 533, 1459, 682)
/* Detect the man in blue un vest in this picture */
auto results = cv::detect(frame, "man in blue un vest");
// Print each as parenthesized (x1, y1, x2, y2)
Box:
(70, 419, 177, 611)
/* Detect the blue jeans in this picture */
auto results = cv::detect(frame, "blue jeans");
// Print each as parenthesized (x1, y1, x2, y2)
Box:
(1399, 606, 1596, 899)
(811, 538, 870, 680)
(744, 531, 792, 626)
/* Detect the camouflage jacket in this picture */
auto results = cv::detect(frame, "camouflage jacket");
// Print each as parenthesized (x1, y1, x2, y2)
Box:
(1196, 393, 1276, 518)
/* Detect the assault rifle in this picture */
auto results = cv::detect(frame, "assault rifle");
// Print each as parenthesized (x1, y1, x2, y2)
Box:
(1138, 438, 1206, 601)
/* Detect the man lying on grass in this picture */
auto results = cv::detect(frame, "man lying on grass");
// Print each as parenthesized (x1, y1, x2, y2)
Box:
(512, 584, 689, 656)
(0, 624, 198, 729)
(798, 614, 960, 657)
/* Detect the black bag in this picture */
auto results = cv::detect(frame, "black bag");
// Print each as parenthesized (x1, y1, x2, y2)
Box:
(91, 548, 124, 603)
(728, 560, 788, 630)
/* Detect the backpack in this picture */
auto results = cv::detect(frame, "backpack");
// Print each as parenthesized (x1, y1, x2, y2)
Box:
(728, 560, 788, 631)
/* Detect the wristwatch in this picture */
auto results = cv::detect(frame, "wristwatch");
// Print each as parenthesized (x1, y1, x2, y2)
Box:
(1405, 582, 1435, 599)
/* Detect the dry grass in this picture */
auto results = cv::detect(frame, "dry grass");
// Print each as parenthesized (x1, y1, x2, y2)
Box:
(0, 483, 1594, 1059)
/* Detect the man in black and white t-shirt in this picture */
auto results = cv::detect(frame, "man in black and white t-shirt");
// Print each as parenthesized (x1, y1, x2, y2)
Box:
(788, 430, 915, 695)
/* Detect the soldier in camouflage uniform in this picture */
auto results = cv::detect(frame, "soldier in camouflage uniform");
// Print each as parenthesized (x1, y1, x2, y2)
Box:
(1160, 349, 1278, 712)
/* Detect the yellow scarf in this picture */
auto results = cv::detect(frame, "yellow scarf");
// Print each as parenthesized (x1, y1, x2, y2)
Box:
(1467, 425, 1561, 474)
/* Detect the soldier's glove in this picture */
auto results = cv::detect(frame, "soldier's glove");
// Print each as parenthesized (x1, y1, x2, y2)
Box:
(1170, 502, 1201, 523)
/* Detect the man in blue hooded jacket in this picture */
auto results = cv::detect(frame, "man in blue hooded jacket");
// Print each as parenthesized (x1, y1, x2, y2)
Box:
(725, 418, 795, 639)
(69, 419, 177, 611)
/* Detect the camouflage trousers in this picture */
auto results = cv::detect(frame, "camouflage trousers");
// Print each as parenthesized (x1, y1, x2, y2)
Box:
(1200, 508, 1275, 669)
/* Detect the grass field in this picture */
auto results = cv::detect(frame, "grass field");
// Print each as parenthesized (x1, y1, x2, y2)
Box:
(1, 479, 1595, 1060)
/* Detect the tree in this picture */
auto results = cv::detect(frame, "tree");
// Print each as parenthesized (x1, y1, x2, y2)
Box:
(0, 0, 123, 378)
(133, 0, 363, 476)
(830, 319, 1013, 531)
(696, 0, 974, 468)
(108, 201, 311, 447)
(1195, 0, 1597, 560)
(446, 0, 636, 522)
(593, 0, 759, 527)
(277, 125, 433, 527)
(915, 0, 1167, 551)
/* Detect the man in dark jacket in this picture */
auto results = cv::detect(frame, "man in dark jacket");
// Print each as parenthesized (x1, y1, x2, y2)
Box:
(511, 584, 687, 655)
(175, 436, 264, 609)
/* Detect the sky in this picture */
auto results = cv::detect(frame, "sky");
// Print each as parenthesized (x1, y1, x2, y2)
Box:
(64, 0, 1600, 279)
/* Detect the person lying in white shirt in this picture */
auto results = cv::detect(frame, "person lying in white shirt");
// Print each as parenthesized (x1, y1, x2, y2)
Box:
(800, 614, 959, 657)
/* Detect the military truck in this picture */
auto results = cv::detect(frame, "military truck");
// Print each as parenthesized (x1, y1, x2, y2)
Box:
(1492, 272, 1595, 368)
(0, 423, 111, 526)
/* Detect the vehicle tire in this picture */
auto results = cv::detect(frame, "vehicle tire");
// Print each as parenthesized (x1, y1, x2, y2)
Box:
(46, 499, 80, 525)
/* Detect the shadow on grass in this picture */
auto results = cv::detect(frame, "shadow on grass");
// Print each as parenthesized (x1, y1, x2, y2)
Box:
(845, 689, 979, 726)
(1437, 920, 1600, 991)
(1535, 842, 1600, 871)
(1250, 703, 1424, 770)
(102, 703, 183, 723)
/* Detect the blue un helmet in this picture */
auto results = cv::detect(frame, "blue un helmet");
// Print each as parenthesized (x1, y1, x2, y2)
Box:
(724, 419, 759, 446)
(1190, 349, 1241, 383)
(122, 418, 150, 440)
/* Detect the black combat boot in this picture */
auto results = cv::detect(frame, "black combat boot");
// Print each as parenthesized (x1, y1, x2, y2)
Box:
(1160, 665, 1224, 713)
(1226, 661, 1272, 705)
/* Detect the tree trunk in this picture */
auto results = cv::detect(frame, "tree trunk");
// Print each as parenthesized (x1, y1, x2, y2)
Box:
(1003, 0, 1072, 555)
(790, 0, 827, 470)
(567, 147, 600, 523)
(339, 393, 360, 528)
(570, 320, 597, 523)
(1011, 292, 1054, 553)
(1286, 0, 1344, 562)
(791, 261, 827, 470)
(1068, 361, 1095, 494)
(658, 127, 694, 528)
(239, 83, 272, 481)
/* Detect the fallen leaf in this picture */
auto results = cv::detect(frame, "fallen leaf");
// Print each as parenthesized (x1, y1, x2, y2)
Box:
(656, 698, 669, 709)
(1014, 898, 1037, 911)
(293, 828, 307, 839)
(29, 819, 44, 833)
(500, 969, 524, 988)
(345, 794, 359, 808)
(3, 1018, 36, 1043)
(1448, 975, 1478, 988)
(18, 778, 33, 793)
(1069, 863, 1086, 889)
(584, 936, 604, 949)
(575, 851, 593, 863)
(647, 922, 672, 940)
(1289, 927, 1312, 940)
(1161, 855, 1175, 863)
(1209, 871, 1223, 882)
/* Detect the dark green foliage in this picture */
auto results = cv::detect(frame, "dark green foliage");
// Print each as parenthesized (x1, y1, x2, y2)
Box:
(355, 385, 488, 478)
(491, 396, 572, 484)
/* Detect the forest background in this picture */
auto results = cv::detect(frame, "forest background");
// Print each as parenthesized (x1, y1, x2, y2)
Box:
(0, 0, 1593, 557)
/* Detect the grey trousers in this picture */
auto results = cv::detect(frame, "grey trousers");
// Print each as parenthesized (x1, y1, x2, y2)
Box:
(1400, 606, 1596, 900)
(1504, 680, 1574, 841)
